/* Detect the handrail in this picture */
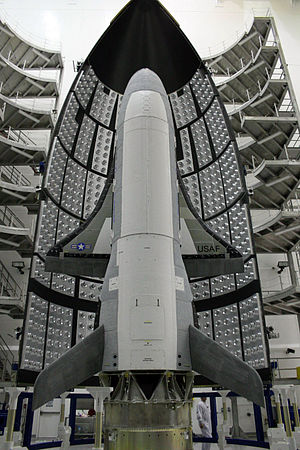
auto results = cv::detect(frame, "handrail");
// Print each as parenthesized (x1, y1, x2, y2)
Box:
(271, 356, 300, 380)
(0, 9, 61, 52)
(7, 127, 37, 146)
(0, 259, 22, 298)
(0, 91, 55, 114)
(262, 290, 283, 295)
(284, 199, 300, 212)
(0, 206, 25, 229)
(0, 166, 31, 186)
(0, 127, 38, 147)
(22, 66, 61, 83)
(0, 334, 13, 381)
(200, 8, 272, 59)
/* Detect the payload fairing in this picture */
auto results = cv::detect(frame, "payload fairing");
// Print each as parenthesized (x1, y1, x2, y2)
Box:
(19, 0, 269, 448)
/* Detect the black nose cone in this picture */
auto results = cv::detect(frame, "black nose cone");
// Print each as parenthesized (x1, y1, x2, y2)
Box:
(88, 0, 200, 93)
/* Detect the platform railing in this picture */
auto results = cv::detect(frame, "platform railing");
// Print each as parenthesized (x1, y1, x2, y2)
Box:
(0, 166, 31, 186)
(0, 9, 61, 52)
(22, 66, 61, 83)
(5, 94, 56, 114)
(284, 198, 300, 212)
(0, 206, 26, 229)
(6, 127, 37, 146)
(0, 335, 13, 382)
(0, 260, 22, 299)
(2, 127, 49, 149)
(271, 356, 300, 380)
(201, 7, 271, 59)
(262, 290, 284, 297)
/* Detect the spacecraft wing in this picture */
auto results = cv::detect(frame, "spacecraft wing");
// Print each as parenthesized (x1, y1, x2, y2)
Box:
(179, 184, 244, 278)
(189, 325, 264, 406)
(45, 182, 113, 278)
(33, 325, 105, 410)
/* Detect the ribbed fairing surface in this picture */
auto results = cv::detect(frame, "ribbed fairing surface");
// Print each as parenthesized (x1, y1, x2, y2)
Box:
(19, 65, 119, 377)
(170, 64, 268, 370)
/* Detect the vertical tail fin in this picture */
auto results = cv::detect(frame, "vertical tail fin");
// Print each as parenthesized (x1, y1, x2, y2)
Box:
(189, 325, 264, 406)
(33, 325, 105, 410)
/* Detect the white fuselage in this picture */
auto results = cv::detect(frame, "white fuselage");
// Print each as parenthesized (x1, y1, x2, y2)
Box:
(115, 90, 178, 370)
